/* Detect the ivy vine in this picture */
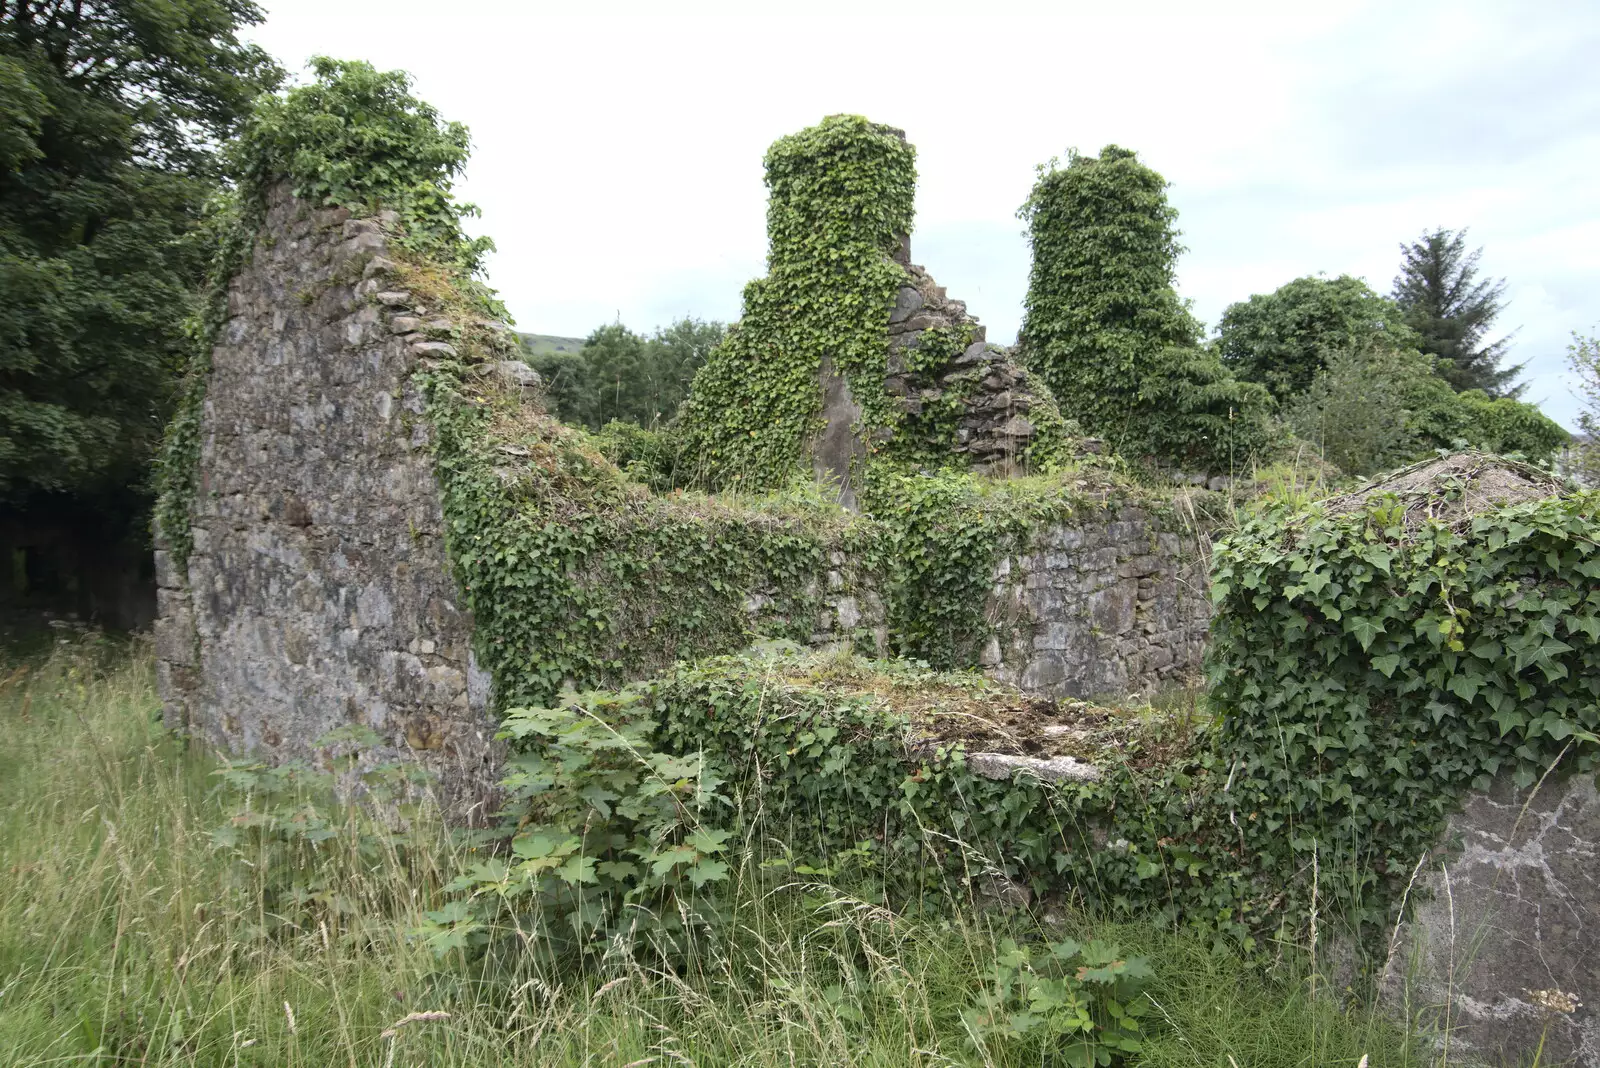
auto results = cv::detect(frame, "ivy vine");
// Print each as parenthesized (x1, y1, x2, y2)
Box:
(681, 115, 916, 492)
(419, 351, 876, 708)
(1017, 147, 1273, 475)
(1207, 459, 1600, 945)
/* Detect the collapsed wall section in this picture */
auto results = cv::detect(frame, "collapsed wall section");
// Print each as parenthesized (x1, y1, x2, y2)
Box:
(882, 261, 1070, 478)
(155, 185, 495, 807)
(1209, 455, 1600, 1066)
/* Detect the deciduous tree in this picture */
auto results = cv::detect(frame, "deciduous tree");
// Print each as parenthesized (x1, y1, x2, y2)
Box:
(526, 317, 726, 429)
(1216, 275, 1416, 401)
(1568, 331, 1600, 484)
(0, 0, 280, 510)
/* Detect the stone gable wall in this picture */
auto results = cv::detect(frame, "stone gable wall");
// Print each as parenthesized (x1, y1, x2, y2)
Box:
(155, 185, 496, 814)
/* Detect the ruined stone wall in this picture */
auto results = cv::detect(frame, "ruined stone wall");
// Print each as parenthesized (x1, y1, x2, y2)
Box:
(1385, 772, 1600, 1066)
(883, 261, 1061, 477)
(155, 185, 496, 812)
(152, 183, 1209, 817)
(153, 186, 889, 807)
(982, 508, 1210, 699)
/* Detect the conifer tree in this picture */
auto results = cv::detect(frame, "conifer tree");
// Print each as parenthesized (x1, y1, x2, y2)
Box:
(1393, 228, 1523, 396)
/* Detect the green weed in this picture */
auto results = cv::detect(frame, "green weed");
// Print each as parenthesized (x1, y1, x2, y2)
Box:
(0, 638, 1429, 1066)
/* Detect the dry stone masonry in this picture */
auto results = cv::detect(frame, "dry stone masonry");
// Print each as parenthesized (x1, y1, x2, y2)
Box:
(149, 124, 1600, 1068)
(883, 260, 1062, 477)
(155, 185, 497, 815)
(982, 509, 1209, 700)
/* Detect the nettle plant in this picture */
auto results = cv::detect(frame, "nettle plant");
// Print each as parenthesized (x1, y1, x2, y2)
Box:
(963, 937, 1153, 1068)
(423, 691, 734, 961)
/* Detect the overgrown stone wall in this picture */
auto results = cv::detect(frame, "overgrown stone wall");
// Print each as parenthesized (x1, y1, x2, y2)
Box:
(152, 187, 1209, 815)
(1209, 456, 1600, 1067)
(681, 116, 1071, 494)
(153, 186, 887, 804)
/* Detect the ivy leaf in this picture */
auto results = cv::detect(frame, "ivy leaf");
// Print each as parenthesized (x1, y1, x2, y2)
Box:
(1447, 674, 1482, 703)
(1370, 653, 1401, 678)
(1491, 708, 1528, 737)
(1346, 616, 1384, 651)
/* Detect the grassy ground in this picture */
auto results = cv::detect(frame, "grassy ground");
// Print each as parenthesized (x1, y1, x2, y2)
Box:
(0, 637, 1426, 1066)
(518, 333, 587, 358)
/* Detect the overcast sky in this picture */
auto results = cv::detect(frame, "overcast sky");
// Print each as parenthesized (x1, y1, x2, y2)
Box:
(246, 0, 1600, 430)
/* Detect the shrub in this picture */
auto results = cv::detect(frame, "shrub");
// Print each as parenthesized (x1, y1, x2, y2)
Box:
(1208, 455, 1600, 946)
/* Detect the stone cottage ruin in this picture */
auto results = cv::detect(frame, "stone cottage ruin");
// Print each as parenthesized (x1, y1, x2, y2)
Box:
(153, 113, 1599, 1066)
(154, 142, 1211, 808)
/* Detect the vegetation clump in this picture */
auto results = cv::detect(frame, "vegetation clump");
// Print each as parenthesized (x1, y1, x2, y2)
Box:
(1218, 274, 1568, 475)
(1018, 147, 1274, 476)
(680, 115, 917, 491)
(527, 317, 727, 431)
(1208, 453, 1599, 944)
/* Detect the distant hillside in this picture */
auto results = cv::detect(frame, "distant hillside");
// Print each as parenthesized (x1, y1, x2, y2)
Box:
(518, 333, 586, 358)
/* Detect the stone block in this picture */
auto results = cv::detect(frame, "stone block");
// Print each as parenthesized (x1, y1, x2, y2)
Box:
(153, 550, 182, 590)
(1032, 622, 1074, 651)
(1384, 774, 1600, 1065)
(968, 751, 1100, 783)
(889, 286, 923, 324)
(1019, 653, 1066, 690)
(153, 611, 196, 668)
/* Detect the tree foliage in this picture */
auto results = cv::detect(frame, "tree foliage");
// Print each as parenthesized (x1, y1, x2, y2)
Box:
(232, 55, 492, 275)
(1284, 343, 1434, 476)
(1569, 331, 1600, 484)
(1393, 228, 1522, 396)
(1288, 345, 1567, 476)
(0, 0, 280, 509)
(1222, 274, 1564, 475)
(1018, 146, 1271, 474)
(1217, 275, 1416, 402)
(528, 317, 726, 430)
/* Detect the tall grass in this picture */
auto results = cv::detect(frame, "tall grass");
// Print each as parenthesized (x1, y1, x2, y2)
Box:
(0, 636, 1425, 1066)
